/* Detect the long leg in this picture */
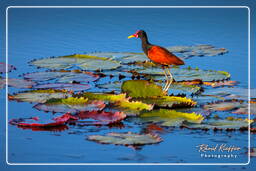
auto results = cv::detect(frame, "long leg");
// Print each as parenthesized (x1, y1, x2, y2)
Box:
(162, 67, 169, 91)
(165, 67, 173, 91)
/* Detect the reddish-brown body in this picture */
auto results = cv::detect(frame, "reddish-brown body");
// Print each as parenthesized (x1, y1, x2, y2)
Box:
(147, 46, 184, 66)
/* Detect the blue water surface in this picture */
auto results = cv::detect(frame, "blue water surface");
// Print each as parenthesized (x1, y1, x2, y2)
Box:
(1, 0, 256, 171)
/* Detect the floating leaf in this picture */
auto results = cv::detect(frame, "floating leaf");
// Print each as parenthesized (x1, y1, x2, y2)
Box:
(23, 71, 99, 83)
(184, 119, 250, 130)
(76, 111, 126, 125)
(0, 78, 36, 89)
(80, 92, 127, 102)
(33, 83, 90, 91)
(29, 54, 121, 71)
(204, 80, 238, 88)
(8, 90, 73, 103)
(79, 92, 153, 115)
(87, 132, 162, 146)
(232, 103, 256, 115)
(0, 62, 16, 73)
(140, 96, 197, 108)
(9, 113, 77, 128)
(121, 80, 165, 98)
(139, 109, 204, 126)
(34, 98, 106, 114)
(203, 101, 242, 111)
(86, 52, 147, 64)
(135, 67, 230, 82)
(166, 45, 228, 59)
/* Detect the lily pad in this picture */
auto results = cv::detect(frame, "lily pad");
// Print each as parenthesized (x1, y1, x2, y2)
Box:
(9, 113, 77, 128)
(98, 81, 202, 95)
(166, 45, 228, 59)
(0, 78, 36, 89)
(203, 101, 242, 111)
(232, 103, 256, 115)
(76, 111, 126, 125)
(23, 71, 99, 83)
(33, 83, 90, 91)
(140, 96, 197, 108)
(29, 54, 121, 71)
(203, 80, 238, 88)
(121, 80, 165, 98)
(34, 97, 106, 114)
(136, 67, 230, 82)
(184, 118, 250, 130)
(139, 109, 204, 126)
(86, 52, 147, 64)
(8, 90, 73, 103)
(87, 132, 162, 146)
(79, 92, 153, 115)
(0, 62, 16, 73)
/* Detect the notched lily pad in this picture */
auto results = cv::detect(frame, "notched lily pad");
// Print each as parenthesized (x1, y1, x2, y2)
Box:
(33, 83, 91, 91)
(121, 80, 165, 98)
(8, 89, 73, 103)
(76, 111, 126, 125)
(9, 113, 77, 129)
(135, 67, 230, 82)
(23, 70, 99, 83)
(0, 62, 16, 73)
(139, 109, 204, 127)
(232, 103, 256, 115)
(166, 45, 228, 59)
(0, 78, 36, 89)
(29, 54, 121, 71)
(78, 92, 153, 115)
(87, 132, 162, 146)
(34, 97, 106, 114)
(203, 100, 243, 111)
(183, 118, 251, 130)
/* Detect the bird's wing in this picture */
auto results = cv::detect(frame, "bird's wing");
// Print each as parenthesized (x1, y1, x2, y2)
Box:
(147, 46, 184, 65)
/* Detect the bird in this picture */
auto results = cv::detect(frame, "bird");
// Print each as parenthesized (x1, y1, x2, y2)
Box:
(128, 30, 185, 92)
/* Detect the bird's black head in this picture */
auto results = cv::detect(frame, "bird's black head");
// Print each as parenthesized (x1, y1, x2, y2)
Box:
(128, 30, 147, 39)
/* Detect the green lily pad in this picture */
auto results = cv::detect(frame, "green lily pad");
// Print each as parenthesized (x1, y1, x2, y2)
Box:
(87, 132, 162, 146)
(139, 109, 204, 126)
(97, 81, 201, 95)
(166, 45, 228, 59)
(136, 67, 230, 82)
(203, 101, 242, 111)
(29, 54, 121, 71)
(86, 52, 147, 64)
(121, 80, 165, 98)
(34, 97, 106, 114)
(140, 96, 197, 108)
(33, 83, 91, 91)
(8, 90, 73, 103)
(184, 119, 250, 130)
(77, 92, 153, 115)
(23, 71, 99, 83)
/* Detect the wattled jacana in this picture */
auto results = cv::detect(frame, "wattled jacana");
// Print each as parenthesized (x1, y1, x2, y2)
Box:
(128, 30, 185, 92)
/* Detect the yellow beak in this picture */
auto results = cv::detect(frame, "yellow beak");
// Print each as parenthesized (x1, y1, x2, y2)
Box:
(128, 34, 136, 39)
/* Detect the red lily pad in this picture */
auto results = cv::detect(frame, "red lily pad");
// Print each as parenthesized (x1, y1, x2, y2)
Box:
(0, 62, 16, 73)
(33, 83, 90, 91)
(76, 110, 126, 125)
(9, 113, 77, 129)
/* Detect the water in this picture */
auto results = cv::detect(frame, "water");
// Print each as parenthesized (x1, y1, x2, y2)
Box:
(1, 6, 255, 170)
